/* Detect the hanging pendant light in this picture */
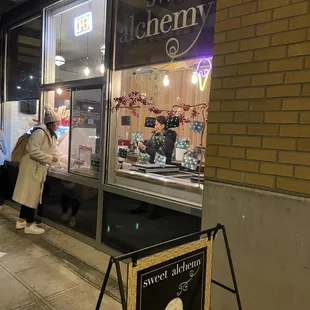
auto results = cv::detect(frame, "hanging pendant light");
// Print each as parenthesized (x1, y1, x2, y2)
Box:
(84, 66, 90, 76)
(191, 72, 198, 84)
(56, 88, 63, 95)
(55, 15, 65, 67)
(100, 63, 105, 74)
(163, 74, 169, 87)
(55, 55, 65, 66)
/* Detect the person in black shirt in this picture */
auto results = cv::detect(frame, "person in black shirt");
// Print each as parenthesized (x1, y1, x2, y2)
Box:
(133, 116, 177, 219)
(138, 115, 176, 164)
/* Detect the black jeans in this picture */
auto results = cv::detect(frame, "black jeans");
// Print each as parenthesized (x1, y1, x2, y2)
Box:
(19, 205, 35, 224)
(61, 195, 80, 217)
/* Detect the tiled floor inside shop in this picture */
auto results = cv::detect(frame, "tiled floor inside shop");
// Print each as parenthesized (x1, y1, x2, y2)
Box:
(0, 206, 121, 310)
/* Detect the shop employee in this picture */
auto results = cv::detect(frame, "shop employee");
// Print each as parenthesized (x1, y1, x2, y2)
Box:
(138, 115, 177, 164)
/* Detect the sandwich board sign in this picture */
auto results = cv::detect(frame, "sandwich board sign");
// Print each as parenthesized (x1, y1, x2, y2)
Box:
(127, 238, 213, 310)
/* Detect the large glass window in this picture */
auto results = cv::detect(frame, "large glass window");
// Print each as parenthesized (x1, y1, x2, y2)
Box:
(44, 0, 106, 84)
(43, 89, 71, 169)
(6, 17, 42, 101)
(107, 58, 212, 207)
(43, 87, 102, 179)
(102, 192, 201, 252)
(3, 100, 40, 160)
(42, 177, 98, 239)
(69, 88, 102, 178)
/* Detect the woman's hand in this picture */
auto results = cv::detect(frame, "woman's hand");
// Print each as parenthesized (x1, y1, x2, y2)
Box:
(138, 142, 146, 151)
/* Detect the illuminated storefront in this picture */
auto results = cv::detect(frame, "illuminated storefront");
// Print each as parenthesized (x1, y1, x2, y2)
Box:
(0, 0, 216, 253)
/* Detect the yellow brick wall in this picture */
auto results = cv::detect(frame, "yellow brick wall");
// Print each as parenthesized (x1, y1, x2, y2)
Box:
(206, 0, 310, 196)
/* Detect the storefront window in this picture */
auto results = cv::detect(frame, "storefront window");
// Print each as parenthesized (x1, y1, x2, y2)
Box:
(106, 0, 215, 207)
(3, 100, 40, 160)
(43, 89, 71, 169)
(42, 176, 98, 239)
(102, 192, 201, 252)
(107, 59, 212, 206)
(43, 87, 102, 178)
(6, 17, 42, 101)
(69, 88, 102, 178)
(44, 0, 106, 84)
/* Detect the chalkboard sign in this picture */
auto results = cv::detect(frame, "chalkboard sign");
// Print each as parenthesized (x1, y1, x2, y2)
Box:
(127, 238, 212, 310)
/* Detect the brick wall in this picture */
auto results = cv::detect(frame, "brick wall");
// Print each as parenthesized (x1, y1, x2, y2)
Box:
(206, 0, 310, 196)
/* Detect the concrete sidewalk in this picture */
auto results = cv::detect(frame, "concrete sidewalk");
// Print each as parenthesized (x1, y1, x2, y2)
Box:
(0, 207, 121, 310)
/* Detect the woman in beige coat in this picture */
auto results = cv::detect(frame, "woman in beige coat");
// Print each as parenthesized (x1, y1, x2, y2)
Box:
(13, 108, 67, 234)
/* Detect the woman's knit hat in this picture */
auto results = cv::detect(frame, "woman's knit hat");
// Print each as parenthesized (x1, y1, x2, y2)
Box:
(44, 106, 61, 124)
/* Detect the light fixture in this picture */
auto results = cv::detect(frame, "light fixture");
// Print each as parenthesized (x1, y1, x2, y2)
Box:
(29, 75, 33, 80)
(56, 15, 65, 67)
(88, 106, 94, 110)
(74, 12, 93, 37)
(196, 58, 212, 92)
(17, 86, 21, 90)
(191, 72, 198, 84)
(56, 88, 63, 95)
(163, 74, 169, 87)
(100, 63, 105, 74)
(55, 55, 65, 67)
(84, 66, 90, 76)
(100, 43, 106, 55)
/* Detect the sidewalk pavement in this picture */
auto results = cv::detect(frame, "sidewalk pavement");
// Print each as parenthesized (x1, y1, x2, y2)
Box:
(0, 206, 121, 310)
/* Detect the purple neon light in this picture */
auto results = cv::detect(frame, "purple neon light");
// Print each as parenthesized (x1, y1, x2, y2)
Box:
(196, 58, 212, 77)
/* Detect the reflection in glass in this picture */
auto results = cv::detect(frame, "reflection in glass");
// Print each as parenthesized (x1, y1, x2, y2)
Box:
(102, 192, 201, 252)
(6, 17, 42, 101)
(42, 177, 98, 238)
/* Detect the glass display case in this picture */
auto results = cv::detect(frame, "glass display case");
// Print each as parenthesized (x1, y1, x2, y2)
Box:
(107, 59, 212, 207)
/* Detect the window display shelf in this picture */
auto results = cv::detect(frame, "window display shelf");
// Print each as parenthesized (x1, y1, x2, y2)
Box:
(115, 170, 203, 207)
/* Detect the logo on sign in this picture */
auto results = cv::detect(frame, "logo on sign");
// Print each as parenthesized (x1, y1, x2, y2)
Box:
(74, 12, 93, 37)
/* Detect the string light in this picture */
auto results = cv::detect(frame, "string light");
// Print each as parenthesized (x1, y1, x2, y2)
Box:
(163, 74, 169, 87)
(84, 66, 90, 76)
(100, 63, 105, 74)
(191, 72, 198, 84)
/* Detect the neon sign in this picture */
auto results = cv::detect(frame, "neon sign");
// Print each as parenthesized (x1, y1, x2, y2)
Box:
(74, 12, 93, 37)
(196, 58, 212, 92)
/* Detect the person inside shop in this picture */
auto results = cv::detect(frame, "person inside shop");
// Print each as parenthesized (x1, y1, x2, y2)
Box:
(138, 115, 177, 164)
(132, 115, 177, 219)
(0, 127, 8, 211)
(13, 107, 83, 235)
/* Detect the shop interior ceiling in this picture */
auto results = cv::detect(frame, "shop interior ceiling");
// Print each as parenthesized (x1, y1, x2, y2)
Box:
(55, 0, 176, 79)
(54, 0, 105, 79)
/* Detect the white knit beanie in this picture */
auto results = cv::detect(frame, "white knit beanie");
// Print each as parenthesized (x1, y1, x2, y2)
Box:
(44, 106, 61, 124)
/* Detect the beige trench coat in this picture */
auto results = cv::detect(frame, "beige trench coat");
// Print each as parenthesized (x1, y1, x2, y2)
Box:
(13, 124, 66, 209)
